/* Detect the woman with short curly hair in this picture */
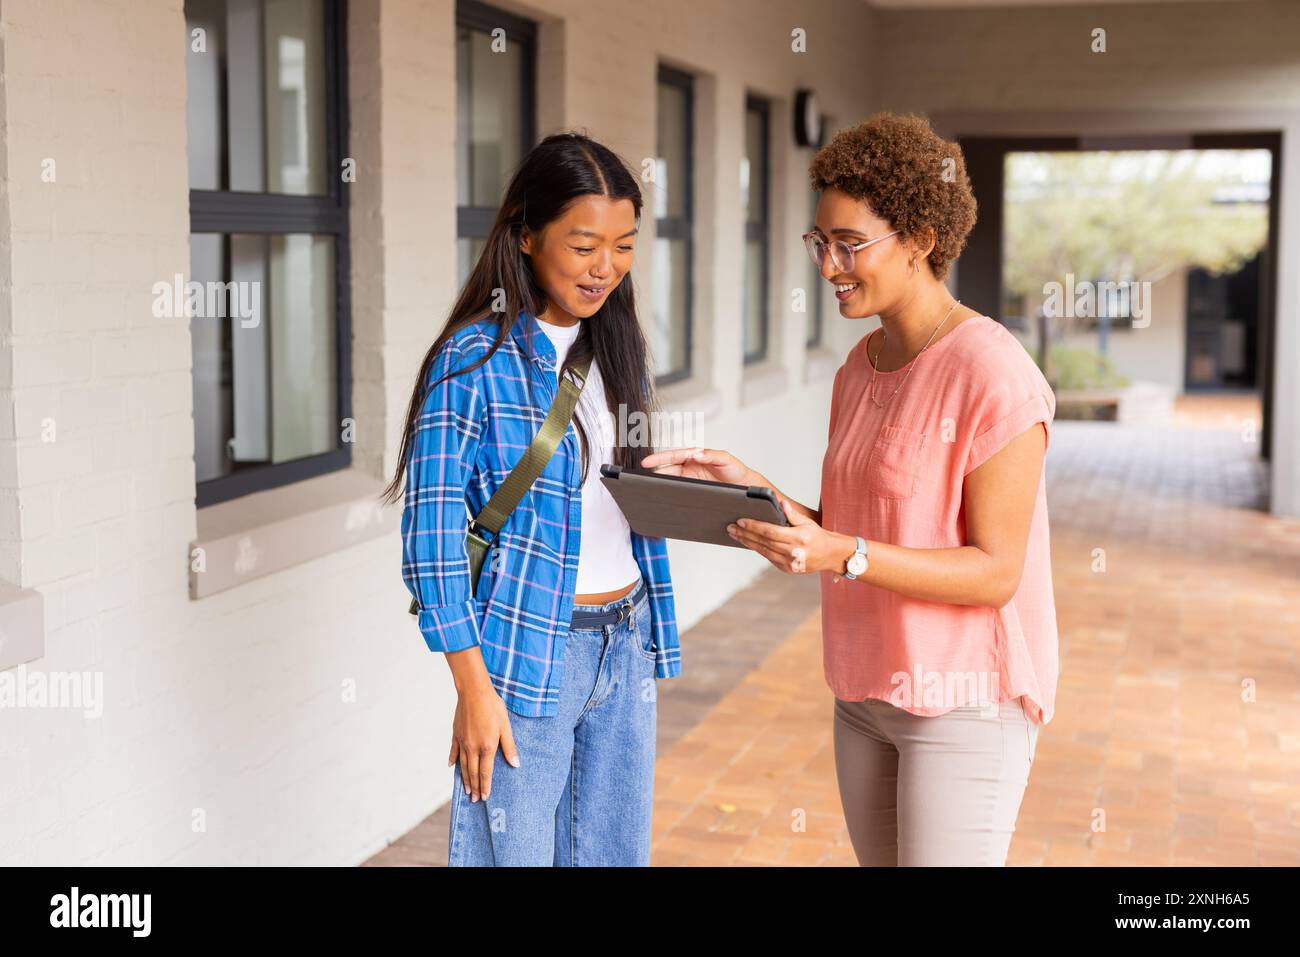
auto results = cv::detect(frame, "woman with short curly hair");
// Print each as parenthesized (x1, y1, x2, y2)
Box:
(645, 113, 1058, 866)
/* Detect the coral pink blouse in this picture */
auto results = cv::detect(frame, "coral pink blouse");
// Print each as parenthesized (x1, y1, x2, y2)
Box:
(819, 315, 1058, 724)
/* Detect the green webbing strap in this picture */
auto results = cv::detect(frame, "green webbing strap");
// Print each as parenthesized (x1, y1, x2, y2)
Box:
(474, 357, 592, 535)
(408, 357, 592, 616)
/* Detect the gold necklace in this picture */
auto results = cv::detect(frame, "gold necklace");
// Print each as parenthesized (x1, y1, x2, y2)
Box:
(869, 299, 961, 407)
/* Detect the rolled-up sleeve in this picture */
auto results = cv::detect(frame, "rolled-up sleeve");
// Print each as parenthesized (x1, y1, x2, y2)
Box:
(401, 341, 487, 654)
(962, 342, 1056, 478)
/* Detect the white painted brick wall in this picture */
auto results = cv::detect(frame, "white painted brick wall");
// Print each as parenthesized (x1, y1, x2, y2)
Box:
(0, 0, 878, 865)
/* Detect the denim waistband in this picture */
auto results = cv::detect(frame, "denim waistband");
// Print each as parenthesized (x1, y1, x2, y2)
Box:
(569, 578, 647, 629)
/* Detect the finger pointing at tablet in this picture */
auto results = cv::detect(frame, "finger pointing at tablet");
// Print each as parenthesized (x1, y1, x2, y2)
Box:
(641, 446, 753, 486)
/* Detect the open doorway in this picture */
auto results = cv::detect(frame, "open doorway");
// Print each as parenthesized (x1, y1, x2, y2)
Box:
(1186, 250, 1262, 392)
(957, 132, 1281, 463)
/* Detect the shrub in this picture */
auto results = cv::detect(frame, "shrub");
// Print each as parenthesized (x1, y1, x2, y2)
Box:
(1028, 344, 1131, 391)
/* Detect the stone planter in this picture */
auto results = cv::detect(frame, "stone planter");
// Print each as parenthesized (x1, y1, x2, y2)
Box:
(1053, 382, 1175, 424)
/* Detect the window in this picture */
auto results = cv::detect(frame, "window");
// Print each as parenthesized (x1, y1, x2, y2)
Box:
(653, 66, 694, 384)
(742, 96, 770, 364)
(456, 0, 536, 285)
(806, 188, 823, 348)
(185, 0, 350, 507)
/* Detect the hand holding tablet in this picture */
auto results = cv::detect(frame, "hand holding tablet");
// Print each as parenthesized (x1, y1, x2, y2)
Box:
(600, 461, 790, 547)
(630, 447, 859, 580)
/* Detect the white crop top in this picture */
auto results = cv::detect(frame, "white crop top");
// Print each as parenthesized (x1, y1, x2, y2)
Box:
(535, 318, 642, 594)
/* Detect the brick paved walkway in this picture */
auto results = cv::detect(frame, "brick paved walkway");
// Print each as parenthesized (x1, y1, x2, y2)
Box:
(368, 394, 1300, 866)
(649, 394, 1300, 866)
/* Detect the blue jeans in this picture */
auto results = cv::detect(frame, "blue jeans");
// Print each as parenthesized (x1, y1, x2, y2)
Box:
(447, 579, 657, 866)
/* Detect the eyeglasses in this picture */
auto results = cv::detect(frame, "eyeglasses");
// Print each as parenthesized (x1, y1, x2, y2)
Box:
(802, 229, 899, 273)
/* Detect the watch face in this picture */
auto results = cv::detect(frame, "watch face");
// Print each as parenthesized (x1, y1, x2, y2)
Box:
(847, 552, 868, 576)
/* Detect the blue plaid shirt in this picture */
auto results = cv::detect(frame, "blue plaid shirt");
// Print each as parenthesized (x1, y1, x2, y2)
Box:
(401, 311, 681, 717)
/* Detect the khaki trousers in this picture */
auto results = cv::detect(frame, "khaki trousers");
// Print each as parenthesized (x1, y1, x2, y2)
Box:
(833, 695, 1041, 866)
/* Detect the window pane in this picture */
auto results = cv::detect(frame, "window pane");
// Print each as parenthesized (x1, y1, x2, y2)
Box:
(655, 71, 692, 381)
(186, 0, 226, 191)
(807, 191, 823, 347)
(189, 232, 337, 482)
(457, 237, 487, 287)
(743, 236, 765, 360)
(229, 234, 271, 462)
(652, 237, 689, 378)
(806, 264, 822, 347)
(744, 101, 768, 361)
(744, 107, 766, 225)
(264, 0, 327, 194)
(269, 234, 336, 462)
(656, 82, 689, 220)
(184, 0, 328, 195)
(191, 234, 232, 482)
(457, 26, 525, 208)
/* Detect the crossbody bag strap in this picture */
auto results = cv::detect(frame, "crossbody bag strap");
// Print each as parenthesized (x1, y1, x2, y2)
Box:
(474, 356, 592, 536)
(408, 357, 593, 617)
(405, 356, 595, 616)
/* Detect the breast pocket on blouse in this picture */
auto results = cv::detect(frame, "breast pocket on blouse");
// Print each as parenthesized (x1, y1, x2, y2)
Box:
(866, 425, 927, 500)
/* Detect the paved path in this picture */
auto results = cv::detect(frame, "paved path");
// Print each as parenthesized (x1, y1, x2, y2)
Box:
(368, 395, 1300, 866)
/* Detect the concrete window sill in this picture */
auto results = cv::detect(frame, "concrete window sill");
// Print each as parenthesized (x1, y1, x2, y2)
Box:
(803, 346, 840, 385)
(0, 580, 44, 672)
(190, 468, 400, 600)
(657, 377, 724, 421)
(740, 360, 789, 407)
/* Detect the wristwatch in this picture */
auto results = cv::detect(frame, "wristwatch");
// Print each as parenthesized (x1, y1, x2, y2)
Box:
(843, 536, 868, 580)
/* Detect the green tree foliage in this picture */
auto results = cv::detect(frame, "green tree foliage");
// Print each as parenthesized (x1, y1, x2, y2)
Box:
(1004, 150, 1268, 303)
(1003, 150, 1269, 387)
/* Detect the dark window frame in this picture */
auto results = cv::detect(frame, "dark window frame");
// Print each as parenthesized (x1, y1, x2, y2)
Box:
(655, 64, 695, 387)
(188, 0, 351, 508)
(743, 94, 770, 365)
(456, 0, 537, 245)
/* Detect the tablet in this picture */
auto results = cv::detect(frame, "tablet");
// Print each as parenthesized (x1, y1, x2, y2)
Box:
(599, 464, 790, 547)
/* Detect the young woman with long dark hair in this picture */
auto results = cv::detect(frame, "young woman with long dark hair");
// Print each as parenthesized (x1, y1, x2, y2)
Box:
(383, 132, 679, 866)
